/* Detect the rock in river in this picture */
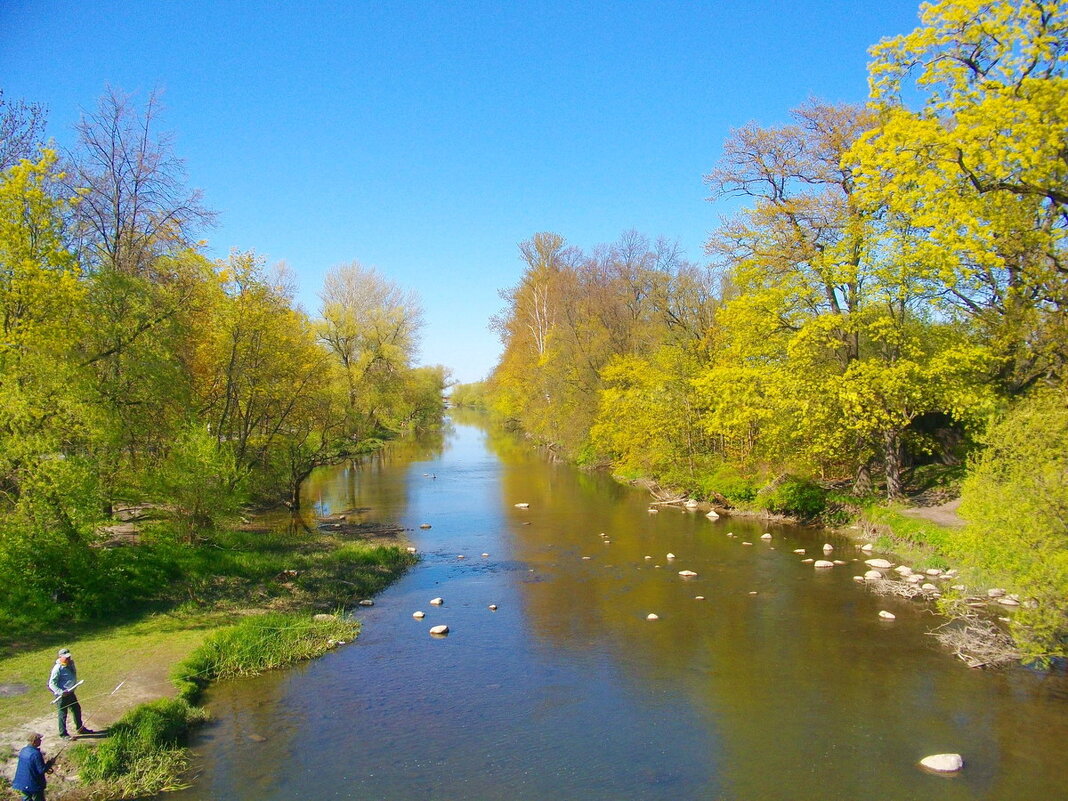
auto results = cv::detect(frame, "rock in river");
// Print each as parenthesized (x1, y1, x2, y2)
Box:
(429, 625, 450, 636)
(919, 753, 963, 773)
(865, 559, 893, 569)
(814, 560, 835, 568)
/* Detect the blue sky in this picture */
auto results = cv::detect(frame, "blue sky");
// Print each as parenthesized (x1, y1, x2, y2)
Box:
(1, 1, 922, 384)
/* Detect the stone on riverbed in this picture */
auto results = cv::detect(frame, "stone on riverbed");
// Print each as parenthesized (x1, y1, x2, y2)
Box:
(678, 570, 698, 577)
(814, 560, 835, 568)
(879, 610, 896, 620)
(419, 523, 432, 529)
(358, 599, 374, 606)
(761, 533, 772, 540)
(920, 753, 963, 773)
(865, 559, 893, 569)
(429, 625, 449, 636)
(430, 597, 444, 605)
(646, 613, 660, 621)
(864, 570, 883, 580)
(793, 548, 806, 554)
(514, 503, 529, 508)
(413, 611, 425, 619)
(706, 510, 719, 519)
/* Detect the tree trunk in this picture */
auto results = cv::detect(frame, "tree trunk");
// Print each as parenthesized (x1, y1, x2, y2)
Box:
(883, 429, 904, 499)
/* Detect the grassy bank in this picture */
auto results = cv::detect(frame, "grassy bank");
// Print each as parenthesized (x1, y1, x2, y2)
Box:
(0, 517, 417, 799)
(68, 612, 360, 798)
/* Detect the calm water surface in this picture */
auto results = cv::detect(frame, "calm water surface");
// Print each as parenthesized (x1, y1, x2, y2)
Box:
(165, 414, 1067, 801)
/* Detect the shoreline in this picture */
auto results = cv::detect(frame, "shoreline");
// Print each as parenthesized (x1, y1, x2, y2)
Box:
(0, 511, 416, 800)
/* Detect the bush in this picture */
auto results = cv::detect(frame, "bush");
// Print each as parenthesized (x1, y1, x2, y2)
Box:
(956, 386, 1068, 663)
(756, 475, 827, 520)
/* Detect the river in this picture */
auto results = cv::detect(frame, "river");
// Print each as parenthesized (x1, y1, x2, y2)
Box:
(162, 412, 1067, 801)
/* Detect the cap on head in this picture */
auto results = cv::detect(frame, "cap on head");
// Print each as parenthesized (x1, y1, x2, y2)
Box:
(57, 648, 71, 658)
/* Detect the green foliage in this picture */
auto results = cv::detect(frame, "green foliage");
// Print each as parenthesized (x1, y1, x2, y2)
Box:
(172, 612, 360, 702)
(153, 423, 243, 540)
(956, 386, 1068, 661)
(756, 476, 827, 521)
(71, 697, 209, 796)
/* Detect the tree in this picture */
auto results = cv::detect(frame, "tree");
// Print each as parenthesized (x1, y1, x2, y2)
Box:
(850, 0, 1068, 391)
(0, 90, 48, 171)
(65, 87, 215, 276)
(317, 261, 425, 439)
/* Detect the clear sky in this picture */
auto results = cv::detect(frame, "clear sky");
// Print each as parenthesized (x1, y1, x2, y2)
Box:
(1, 1, 923, 384)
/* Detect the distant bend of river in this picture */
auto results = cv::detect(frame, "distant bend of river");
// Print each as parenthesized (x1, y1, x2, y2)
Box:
(161, 411, 1068, 801)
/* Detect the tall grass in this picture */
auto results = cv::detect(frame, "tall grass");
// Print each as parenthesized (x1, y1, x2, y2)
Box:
(172, 612, 360, 701)
(70, 698, 209, 797)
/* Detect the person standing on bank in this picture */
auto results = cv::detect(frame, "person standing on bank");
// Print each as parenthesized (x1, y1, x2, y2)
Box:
(11, 732, 53, 801)
(47, 648, 93, 739)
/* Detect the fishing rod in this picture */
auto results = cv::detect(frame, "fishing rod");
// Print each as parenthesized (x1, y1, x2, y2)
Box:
(49, 680, 83, 704)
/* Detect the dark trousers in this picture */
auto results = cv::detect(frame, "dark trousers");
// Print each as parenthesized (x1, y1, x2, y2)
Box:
(19, 790, 45, 801)
(57, 691, 83, 736)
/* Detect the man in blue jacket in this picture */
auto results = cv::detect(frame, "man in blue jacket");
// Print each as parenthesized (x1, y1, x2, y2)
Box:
(11, 732, 52, 801)
(47, 648, 93, 739)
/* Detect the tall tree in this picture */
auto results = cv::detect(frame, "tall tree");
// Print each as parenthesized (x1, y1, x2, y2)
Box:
(0, 90, 48, 171)
(850, 0, 1068, 390)
(65, 87, 215, 276)
(317, 261, 425, 439)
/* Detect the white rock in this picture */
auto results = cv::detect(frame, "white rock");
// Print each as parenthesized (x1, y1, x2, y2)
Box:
(987, 588, 1006, 598)
(706, 510, 719, 519)
(406, 546, 418, 553)
(514, 503, 529, 509)
(998, 597, 1020, 606)
(864, 570, 883, 580)
(922, 583, 938, 591)
(358, 599, 374, 606)
(742, 541, 753, 546)
(801, 558, 814, 564)
(412, 611, 425, 619)
(666, 553, 676, 559)
(694, 596, 705, 600)
(646, 613, 660, 621)
(907, 574, 924, 584)
(761, 533, 772, 540)
(488, 604, 498, 611)
(481, 553, 490, 558)
(419, 523, 432, 529)
(879, 610, 896, 620)
(793, 548, 806, 554)
(685, 499, 699, 508)
(644, 555, 652, 560)
(814, 560, 835, 568)
(582, 556, 592, 560)
(926, 568, 943, 576)
(951, 584, 967, 591)
(895, 565, 914, 576)
(429, 597, 444, 605)
(678, 570, 698, 577)
(823, 543, 834, 552)
(457, 554, 465, 559)
(648, 508, 659, 514)
(429, 625, 450, 636)
(920, 753, 963, 773)
(865, 559, 893, 569)
(833, 560, 848, 565)
(853, 576, 865, 583)
(860, 543, 874, 552)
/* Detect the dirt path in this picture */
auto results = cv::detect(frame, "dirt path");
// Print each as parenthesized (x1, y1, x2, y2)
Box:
(899, 498, 966, 528)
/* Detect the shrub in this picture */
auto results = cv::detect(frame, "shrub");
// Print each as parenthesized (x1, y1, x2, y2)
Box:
(756, 475, 827, 520)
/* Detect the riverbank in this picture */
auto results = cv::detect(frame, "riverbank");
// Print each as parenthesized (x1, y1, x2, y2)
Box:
(0, 512, 417, 799)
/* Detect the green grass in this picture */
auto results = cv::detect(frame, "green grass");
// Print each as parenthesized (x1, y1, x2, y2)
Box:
(172, 612, 360, 702)
(70, 697, 210, 797)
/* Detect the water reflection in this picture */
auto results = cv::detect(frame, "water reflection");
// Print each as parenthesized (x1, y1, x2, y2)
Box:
(162, 414, 1068, 801)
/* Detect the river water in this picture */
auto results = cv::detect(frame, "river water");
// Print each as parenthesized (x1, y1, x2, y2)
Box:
(164, 413, 1067, 801)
